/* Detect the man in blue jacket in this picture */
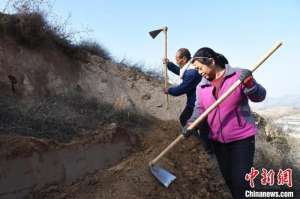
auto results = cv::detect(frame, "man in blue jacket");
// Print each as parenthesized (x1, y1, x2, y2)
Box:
(164, 48, 211, 153)
(163, 48, 202, 127)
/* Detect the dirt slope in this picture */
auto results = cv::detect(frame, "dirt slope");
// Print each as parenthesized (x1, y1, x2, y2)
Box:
(29, 121, 231, 199)
(1, 13, 299, 198)
(0, 36, 185, 121)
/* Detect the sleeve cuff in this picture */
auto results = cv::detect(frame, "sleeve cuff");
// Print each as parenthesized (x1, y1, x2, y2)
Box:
(243, 79, 258, 95)
(244, 84, 257, 94)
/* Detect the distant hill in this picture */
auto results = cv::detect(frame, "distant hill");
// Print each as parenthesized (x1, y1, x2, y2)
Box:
(252, 94, 300, 110)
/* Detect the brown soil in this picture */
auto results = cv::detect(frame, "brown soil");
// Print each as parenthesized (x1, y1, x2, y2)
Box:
(0, 123, 138, 161)
(27, 121, 231, 199)
(1, 15, 298, 198)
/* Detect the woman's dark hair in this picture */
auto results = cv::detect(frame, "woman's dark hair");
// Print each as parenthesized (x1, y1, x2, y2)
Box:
(192, 47, 228, 68)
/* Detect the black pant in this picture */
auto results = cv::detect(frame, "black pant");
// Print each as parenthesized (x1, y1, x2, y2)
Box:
(179, 105, 194, 127)
(212, 136, 255, 199)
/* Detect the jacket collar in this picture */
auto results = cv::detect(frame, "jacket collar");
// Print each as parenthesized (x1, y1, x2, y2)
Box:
(180, 63, 195, 79)
(199, 64, 236, 87)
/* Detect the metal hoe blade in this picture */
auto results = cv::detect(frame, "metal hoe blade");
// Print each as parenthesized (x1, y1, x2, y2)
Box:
(149, 29, 163, 39)
(150, 165, 176, 187)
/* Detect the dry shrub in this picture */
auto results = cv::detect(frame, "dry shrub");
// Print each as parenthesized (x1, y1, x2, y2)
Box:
(77, 40, 111, 60)
(0, 0, 111, 61)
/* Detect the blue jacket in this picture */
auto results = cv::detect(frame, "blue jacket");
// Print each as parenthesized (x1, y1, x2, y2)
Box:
(167, 62, 202, 108)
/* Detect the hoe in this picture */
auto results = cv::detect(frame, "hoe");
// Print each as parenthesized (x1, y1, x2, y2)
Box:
(149, 26, 170, 109)
(149, 41, 283, 187)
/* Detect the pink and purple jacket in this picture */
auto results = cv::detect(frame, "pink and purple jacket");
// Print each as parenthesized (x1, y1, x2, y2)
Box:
(189, 65, 266, 143)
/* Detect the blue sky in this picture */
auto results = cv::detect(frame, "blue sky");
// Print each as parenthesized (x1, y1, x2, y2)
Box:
(1, 0, 300, 98)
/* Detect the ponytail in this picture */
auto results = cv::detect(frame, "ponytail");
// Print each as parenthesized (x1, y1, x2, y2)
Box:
(192, 47, 229, 68)
(216, 53, 228, 67)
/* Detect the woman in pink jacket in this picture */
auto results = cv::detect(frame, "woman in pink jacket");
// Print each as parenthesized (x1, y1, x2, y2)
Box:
(185, 47, 266, 199)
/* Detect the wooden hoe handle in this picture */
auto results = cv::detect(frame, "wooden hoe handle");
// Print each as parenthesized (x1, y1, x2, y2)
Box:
(150, 41, 283, 166)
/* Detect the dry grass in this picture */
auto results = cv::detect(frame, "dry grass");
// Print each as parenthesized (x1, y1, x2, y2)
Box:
(0, 94, 154, 142)
(0, 3, 111, 61)
(78, 40, 111, 60)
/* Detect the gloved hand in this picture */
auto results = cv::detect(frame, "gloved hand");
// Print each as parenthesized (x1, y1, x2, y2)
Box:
(181, 125, 194, 138)
(239, 69, 254, 88)
(163, 87, 168, 94)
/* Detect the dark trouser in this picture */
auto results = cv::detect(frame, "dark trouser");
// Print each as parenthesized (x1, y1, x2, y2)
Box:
(179, 105, 194, 127)
(212, 136, 255, 199)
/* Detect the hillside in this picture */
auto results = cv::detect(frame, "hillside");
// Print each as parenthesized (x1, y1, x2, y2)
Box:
(252, 95, 300, 109)
(0, 11, 299, 199)
(0, 35, 184, 121)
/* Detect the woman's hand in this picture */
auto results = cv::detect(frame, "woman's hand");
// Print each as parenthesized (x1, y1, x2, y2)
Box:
(181, 123, 194, 138)
(239, 69, 254, 88)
